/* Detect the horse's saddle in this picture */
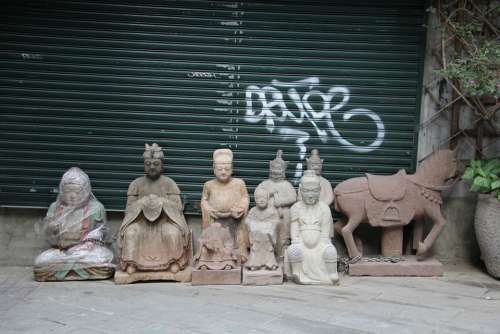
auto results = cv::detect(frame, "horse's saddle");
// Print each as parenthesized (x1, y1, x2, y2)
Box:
(365, 170, 414, 227)
(366, 170, 407, 201)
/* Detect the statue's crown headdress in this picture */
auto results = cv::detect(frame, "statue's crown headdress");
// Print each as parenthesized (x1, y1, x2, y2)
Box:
(306, 149, 323, 165)
(300, 170, 320, 187)
(270, 150, 287, 169)
(143, 143, 164, 159)
(213, 148, 233, 164)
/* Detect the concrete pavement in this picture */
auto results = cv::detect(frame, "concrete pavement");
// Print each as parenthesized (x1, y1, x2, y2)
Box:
(1, 265, 499, 334)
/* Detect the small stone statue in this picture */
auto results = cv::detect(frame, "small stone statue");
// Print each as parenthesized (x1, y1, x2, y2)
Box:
(200, 148, 249, 261)
(255, 150, 296, 257)
(287, 170, 339, 285)
(298, 149, 334, 206)
(34, 167, 114, 281)
(115, 143, 192, 283)
(245, 188, 280, 271)
(195, 223, 238, 270)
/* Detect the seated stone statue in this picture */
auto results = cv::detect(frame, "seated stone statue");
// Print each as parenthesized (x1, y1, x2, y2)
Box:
(195, 223, 238, 270)
(287, 170, 339, 285)
(255, 150, 296, 257)
(34, 167, 114, 281)
(245, 188, 280, 271)
(116, 143, 192, 283)
(201, 148, 249, 262)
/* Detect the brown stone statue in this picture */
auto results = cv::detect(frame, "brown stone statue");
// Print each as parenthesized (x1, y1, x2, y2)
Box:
(200, 149, 249, 261)
(115, 143, 192, 284)
(195, 223, 238, 270)
(255, 150, 296, 257)
(334, 149, 459, 275)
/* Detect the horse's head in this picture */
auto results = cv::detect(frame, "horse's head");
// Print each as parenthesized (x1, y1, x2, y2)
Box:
(417, 148, 459, 186)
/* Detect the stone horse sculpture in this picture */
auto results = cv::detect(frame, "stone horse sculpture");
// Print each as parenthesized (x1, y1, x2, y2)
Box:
(334, 149, 458, 262)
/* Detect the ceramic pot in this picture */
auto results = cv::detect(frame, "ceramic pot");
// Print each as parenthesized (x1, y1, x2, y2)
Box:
(474, 194, 500, 278)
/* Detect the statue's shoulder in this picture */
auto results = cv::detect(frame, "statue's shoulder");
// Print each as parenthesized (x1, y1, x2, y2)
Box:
(203, 179, 217, 188)
(291, 201, 305, 211)
(127, 176, 146, 194)
(231, 177, 247, 187)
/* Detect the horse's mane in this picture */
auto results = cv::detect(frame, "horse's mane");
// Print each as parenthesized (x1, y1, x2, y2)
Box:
(414, 150, 452, 187)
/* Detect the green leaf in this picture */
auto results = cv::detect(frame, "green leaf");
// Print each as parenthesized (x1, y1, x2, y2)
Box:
(462, 167, 475, 179)
(484, 160, 498, 173)
(492, 180, 500, 190)
(473, 176, 491, 190)
(477, 167, 487, 177)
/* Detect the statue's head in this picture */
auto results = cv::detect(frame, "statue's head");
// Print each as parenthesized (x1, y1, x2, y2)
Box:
(300, 170, 321, 206)
(143, 143, 164, 180)
(59, 167, 91, 208)
(269, 150, 287, 181)
(213, 149, 233, 183)
(306, 149, 323, 176)
(254, 188, 270, 209)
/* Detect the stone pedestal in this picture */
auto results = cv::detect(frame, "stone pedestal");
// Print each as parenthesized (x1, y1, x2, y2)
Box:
(114, 267, 192, 284)
(35, 266, 114, 282)
(191, 267, 241, 285)
(381, 226, 403, 256)
(242, 267, 283, 286)
(349, 256, 443, 276)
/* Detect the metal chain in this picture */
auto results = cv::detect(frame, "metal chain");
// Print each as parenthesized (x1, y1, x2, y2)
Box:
(338, 256, 405, 274)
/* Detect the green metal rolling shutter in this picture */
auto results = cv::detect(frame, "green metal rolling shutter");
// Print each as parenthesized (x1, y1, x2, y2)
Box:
(0, 0, 427, 212)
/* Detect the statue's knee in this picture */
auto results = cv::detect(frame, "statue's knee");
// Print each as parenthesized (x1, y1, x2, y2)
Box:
(287, 243, 303, 263)
(323, 244, 337, 263)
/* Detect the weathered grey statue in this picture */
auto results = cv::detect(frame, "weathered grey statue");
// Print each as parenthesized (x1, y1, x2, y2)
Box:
(201, 149, 249, 262)
(286, 170, 339, 285)
(255, 150, 296, 257)
(334, 149, 458, 274)
(245, 188, 280, 271)
(243, 188, 283, 285)
(34, 167, 114, 281)
(298, 149, 334, 206)
(115, 143, 192, 283)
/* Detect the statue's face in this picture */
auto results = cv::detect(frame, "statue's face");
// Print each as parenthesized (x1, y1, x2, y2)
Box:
(300, 184, 320, 205)
(214, 163, 232, 183)
(255, 191, 269, 209)
(144, 158, 163, 180)
(307, 162, 322, 176)
(269, 166, 285, 181)
(61, 183, 88, 207)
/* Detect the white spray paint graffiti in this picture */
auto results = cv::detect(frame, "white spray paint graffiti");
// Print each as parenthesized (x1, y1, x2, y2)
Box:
(244, 77, 385, 180)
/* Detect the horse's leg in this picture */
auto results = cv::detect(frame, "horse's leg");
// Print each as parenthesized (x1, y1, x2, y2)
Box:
(417, 205, 447, 260)
(341, 214, 363, 261)
(335, 219, 364, 257)
(412, 218, 424, 251)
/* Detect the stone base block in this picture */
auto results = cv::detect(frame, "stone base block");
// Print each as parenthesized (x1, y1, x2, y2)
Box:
(242, 267, 283, 286)
(349, 256, 443, 276)
(34, 266, 114, 282)
(114, 267, 192, 284)
(191, 267, 241, 285)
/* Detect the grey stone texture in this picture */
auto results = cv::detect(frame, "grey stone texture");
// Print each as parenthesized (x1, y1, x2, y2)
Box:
(1, 265, 500, 333)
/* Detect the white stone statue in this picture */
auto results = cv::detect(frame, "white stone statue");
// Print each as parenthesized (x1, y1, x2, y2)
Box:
(286, 170, 339, 285)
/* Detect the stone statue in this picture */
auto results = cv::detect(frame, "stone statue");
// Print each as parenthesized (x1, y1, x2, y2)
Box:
(34, 167, 114, 281)
(192, 222, 241, 285)
(200, 148, 249, 261)
(286, 170, 339, 285)
(245, 188, 280, 271)
(298, 149, 334, 206)
(115, 143, 192, 283)
(255, 150, 296, 257)
(195, 223, 238, 270)
(333, 149, 458, 276)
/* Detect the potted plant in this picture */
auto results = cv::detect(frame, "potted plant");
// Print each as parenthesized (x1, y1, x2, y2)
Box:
(462, 159, 500, 278)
